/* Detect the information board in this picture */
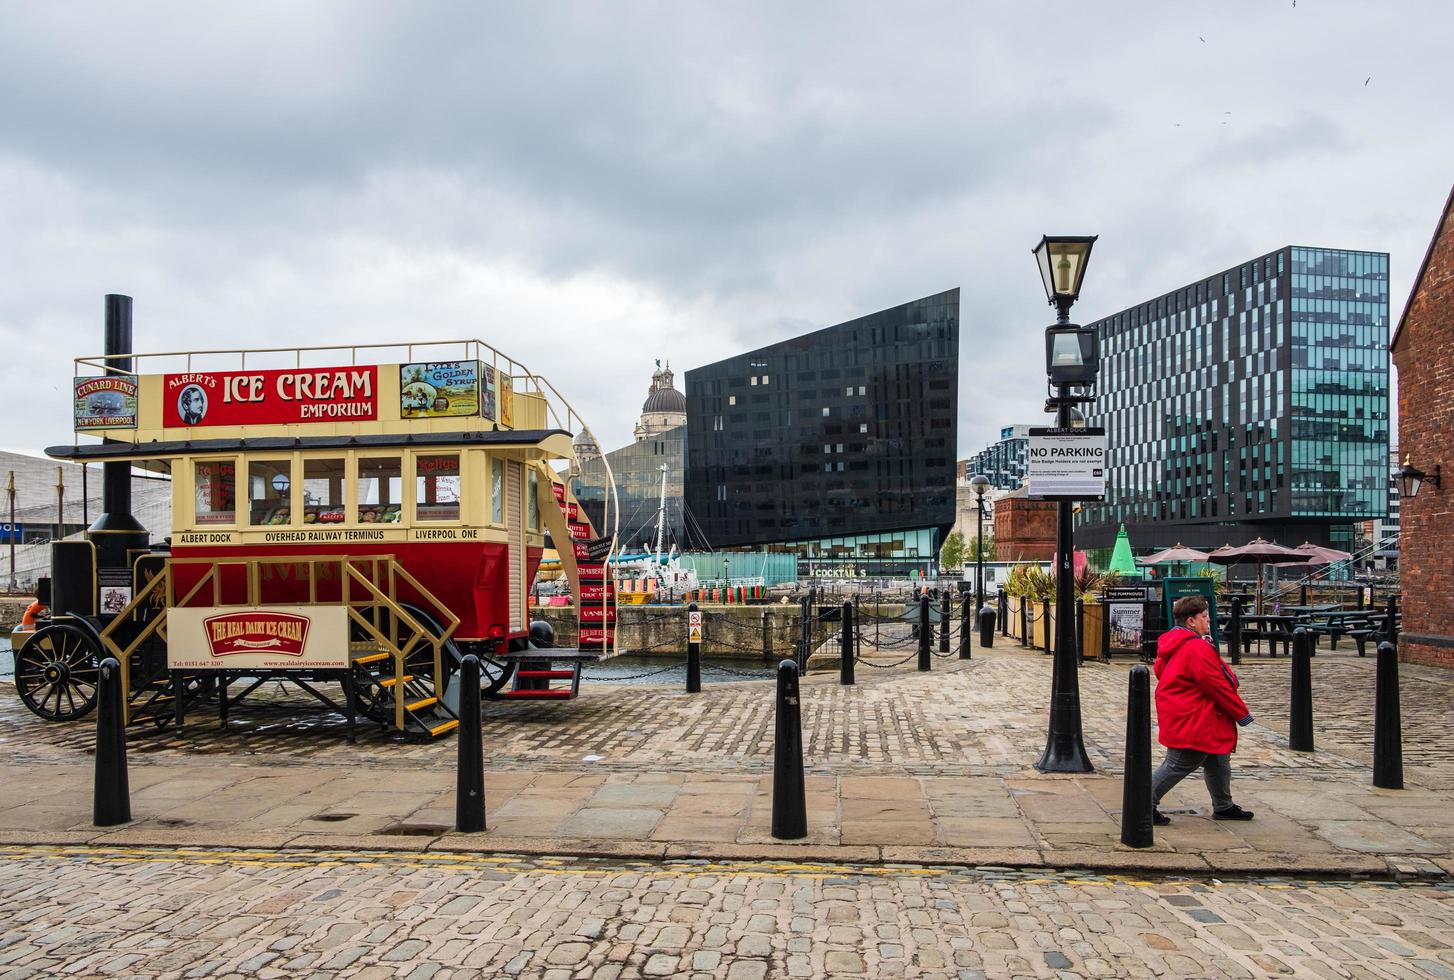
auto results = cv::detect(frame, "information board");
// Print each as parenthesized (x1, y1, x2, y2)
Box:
(1027, 427, 1107, 501)
(1162, 577, 1220, 643)
(1104, 585, 1147, 654)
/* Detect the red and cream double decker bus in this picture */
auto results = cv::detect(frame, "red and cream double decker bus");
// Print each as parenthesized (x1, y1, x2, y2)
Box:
(12, 296, 617, 738)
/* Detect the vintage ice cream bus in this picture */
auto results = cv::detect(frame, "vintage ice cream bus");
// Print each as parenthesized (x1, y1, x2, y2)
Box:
(12, 295, 617, 738)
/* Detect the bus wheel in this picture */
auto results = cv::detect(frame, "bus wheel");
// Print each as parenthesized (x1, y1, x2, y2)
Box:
(14, 623, 102, 722)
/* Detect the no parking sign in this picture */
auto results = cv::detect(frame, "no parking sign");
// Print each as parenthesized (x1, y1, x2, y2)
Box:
(688, 610, 703, 644)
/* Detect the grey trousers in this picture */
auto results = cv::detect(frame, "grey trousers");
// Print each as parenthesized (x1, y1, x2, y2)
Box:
(1152, 748, 1234, 811)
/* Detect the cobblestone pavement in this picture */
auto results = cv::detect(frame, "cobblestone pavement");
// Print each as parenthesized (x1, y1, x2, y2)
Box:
(4, 845, 1454, 980)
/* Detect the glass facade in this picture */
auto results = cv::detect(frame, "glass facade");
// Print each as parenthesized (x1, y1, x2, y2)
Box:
(1079, 246, 1389, 551)
(685, 290, 959, 576)
(574, 424, 689, 551)
(962, 424, 1031, 490)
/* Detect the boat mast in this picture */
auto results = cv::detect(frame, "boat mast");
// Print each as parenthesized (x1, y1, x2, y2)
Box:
(653, 464, 668, 568)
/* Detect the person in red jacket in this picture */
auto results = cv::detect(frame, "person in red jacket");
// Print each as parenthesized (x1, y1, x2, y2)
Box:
(1151, 594, 1255, 825)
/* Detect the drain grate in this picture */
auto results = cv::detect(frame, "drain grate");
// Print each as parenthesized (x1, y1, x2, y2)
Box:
(308, 812, 358, 823)
(378, 823, 450, 837)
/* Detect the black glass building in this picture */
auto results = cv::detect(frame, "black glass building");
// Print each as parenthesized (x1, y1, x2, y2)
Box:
(1078, 247, 1390, 552)
(684, 289, 959, 577)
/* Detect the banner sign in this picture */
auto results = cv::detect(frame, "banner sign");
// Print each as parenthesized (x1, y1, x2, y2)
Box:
(481, 365, 498, 422)
(73, 375, 138, 430)
(162, 366, 379, 428)
(400, 361, 480, 418)
(1027, 427, 1107, 501)
(1104, 585, 1147, 653)
(0, 523, 22, 544)
(499, 374, 515, 428)
(167, 605, 349, 669)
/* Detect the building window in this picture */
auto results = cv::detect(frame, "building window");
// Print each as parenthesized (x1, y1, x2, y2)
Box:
(357, 457, 402, 523)
(729, 395, 736, 405)
(249, 458, 292, 526)
(417, 454, 461, 522)
(822, 407, 830, 417)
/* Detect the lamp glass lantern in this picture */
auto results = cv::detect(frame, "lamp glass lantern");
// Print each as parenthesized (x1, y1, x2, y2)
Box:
(1399, 457, 1440, 499)
(1044, 325, 1101, 387)
(1033, 235, 1098, 317)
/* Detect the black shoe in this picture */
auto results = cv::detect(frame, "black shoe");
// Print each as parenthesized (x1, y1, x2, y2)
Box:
(1214, 805, 1254, 821)
(1152, 808, 1171, 826)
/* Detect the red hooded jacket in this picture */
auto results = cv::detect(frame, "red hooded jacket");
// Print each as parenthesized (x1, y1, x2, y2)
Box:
(1153, 627, 1250, 754)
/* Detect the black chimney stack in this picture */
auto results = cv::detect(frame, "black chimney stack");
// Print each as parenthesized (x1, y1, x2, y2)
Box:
(88, 295, 148, 576)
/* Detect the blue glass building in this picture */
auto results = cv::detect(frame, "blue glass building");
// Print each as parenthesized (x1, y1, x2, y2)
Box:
(1078, 247, 1389, 553)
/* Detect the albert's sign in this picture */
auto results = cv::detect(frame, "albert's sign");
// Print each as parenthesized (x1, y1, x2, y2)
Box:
(162, 366, 378, 428)
(1027, 426, 1107, 501)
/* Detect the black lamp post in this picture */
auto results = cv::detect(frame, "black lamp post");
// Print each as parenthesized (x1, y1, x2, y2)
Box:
(970, 475, 991, 609)
(1032, 234, 1098, 775)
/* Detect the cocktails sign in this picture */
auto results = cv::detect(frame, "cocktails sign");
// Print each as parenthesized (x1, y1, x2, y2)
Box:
(162, 366, 379, 428)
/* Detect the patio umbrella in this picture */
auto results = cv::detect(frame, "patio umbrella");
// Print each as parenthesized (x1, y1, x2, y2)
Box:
(1293, 542, 1354, 566)
(1208, 538, 1311, 615)
(1137, 543, 1212, 565)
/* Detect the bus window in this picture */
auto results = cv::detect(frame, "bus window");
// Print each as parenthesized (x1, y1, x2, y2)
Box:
(357, 456, 402, 524)
(490, 457, 504, 524)
(303, 457, 346, 525)
(194, 459, 236, 525)
(416, 454, 460, 522)
(249, 459, 292, 526)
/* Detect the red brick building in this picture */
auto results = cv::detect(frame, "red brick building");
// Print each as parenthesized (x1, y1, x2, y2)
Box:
(993, 487, 1057, 561)
(1390, 185, 1454, 668)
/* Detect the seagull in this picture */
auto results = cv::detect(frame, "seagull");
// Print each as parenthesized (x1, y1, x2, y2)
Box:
(1199, 36, 1206, 42)
(1365, 76, 1371, 86)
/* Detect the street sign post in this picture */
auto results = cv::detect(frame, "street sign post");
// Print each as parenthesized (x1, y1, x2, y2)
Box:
(1027, 427, 1107, 501)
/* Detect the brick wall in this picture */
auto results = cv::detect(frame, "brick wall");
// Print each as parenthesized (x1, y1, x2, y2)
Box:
(994, 495, 1056, 561)
(1392, 188, 1454, 668)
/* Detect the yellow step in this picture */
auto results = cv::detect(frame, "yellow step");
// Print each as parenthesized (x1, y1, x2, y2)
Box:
(353, 652, 391, 666)
(428, 719, 460, 737)
(405, 697, 438, 712)
(379, 675, 414, 688)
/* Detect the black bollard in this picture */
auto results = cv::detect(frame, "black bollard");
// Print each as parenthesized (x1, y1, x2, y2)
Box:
(1020, 599, 1028, 646)
(1373, 641, 1404, 790)
(998, 588, 1008, 638)
(456, 654, 486, 832)
(762, 611, 774, 664)
(772, 659, 807, 839)
(840, 601, 855, 686)
(1289, 628, 1315, 752)
(686, 601, 701, 694)
(1042, 597, 1052, 654)
(1228, 595, 1243, 666)
(1300, 582, 1309, 607)
(979, 605, 996, 649)
(1120, 664, 1154, 848)
(918, 594, 931, 671)
(959, 601, 972, 659)
(939, 593, 951, 653)
(94, 657, 131, 827)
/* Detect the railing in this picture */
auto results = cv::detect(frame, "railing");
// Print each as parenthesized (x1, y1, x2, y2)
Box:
(97, 553, 461, 729)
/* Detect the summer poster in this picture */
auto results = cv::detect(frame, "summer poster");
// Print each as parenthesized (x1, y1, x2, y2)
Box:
(400, 361, 480, 418)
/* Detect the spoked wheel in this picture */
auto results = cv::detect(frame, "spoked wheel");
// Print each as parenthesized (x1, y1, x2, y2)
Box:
(461, 641, 514, 700)
(14, 623, 102, 721)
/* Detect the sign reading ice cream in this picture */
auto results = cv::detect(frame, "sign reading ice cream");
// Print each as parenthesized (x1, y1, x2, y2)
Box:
(163, 366, 379, 428)
(167, 605, 348, 669)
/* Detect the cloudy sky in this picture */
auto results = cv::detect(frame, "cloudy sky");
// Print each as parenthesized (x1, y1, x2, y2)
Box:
(2, 1, 1450, 461)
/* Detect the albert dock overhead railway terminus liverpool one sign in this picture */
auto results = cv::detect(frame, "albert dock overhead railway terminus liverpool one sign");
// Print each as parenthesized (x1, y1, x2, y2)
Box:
(1027, 427, 1107, 501)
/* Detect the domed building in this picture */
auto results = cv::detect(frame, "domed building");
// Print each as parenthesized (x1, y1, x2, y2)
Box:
(572, 428, 601, 464)
(634, 361, 687, 442)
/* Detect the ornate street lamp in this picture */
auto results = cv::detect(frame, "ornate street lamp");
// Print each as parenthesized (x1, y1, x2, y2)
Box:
(970, 475, 991, 611)
(1398, 456, 1440, 499)
(1032, 234, 1099, 775)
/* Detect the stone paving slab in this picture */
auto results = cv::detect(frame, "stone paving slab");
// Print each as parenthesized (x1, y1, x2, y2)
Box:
(4, 644, 1454, 880)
